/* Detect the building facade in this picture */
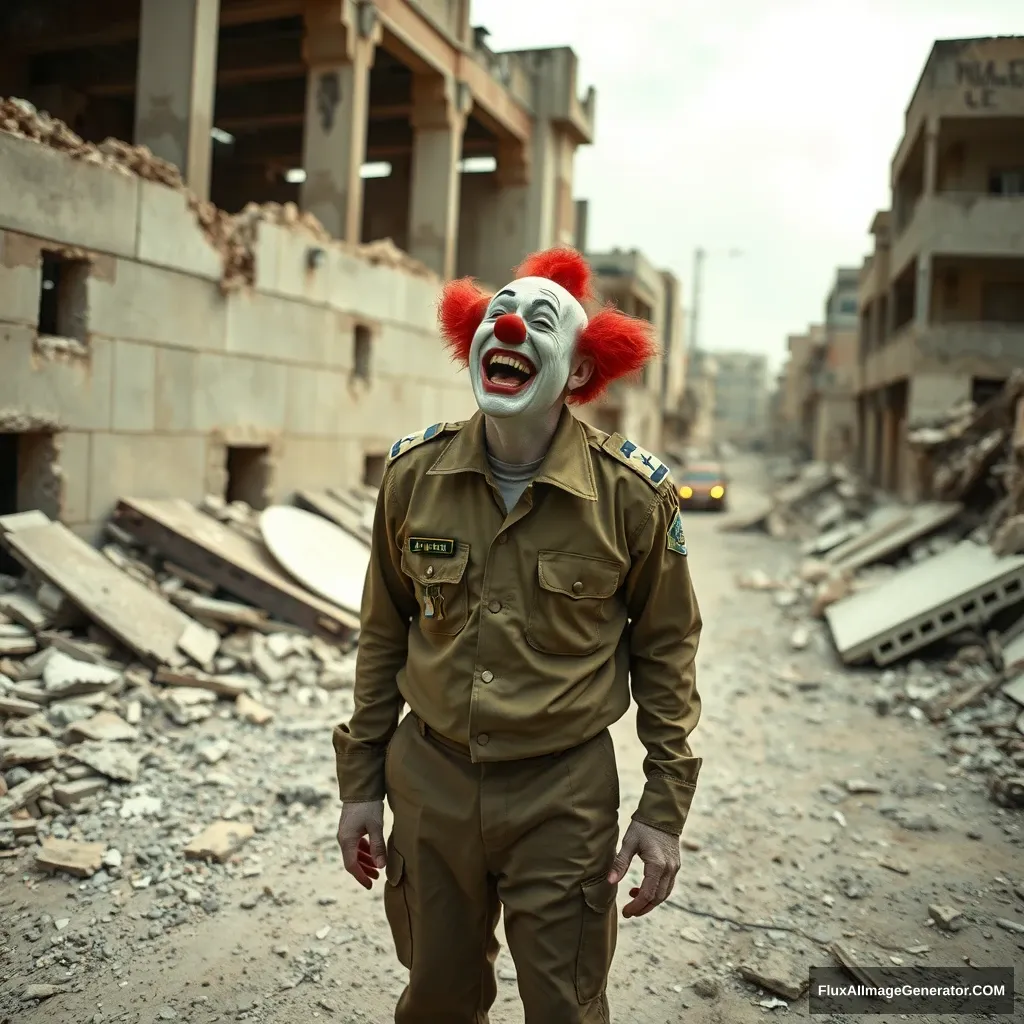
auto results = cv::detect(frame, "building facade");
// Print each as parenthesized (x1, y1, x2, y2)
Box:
(711, 351, 769, 445)
(579, 245, 686, 453)
(0, 0, 595, 539)
(810, 267, 859, 463)
(857, 35, 1024, 498)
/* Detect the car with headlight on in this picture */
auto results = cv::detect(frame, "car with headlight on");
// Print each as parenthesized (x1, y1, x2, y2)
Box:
(677, 462, 729, 511)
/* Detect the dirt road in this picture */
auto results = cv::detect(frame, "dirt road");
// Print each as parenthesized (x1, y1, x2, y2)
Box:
(2, 456, 1022, 1024)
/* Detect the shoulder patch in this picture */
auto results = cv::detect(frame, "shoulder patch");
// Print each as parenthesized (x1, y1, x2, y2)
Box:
(666, 507, 687, 556)
(386, 422, 462, 465)
(602, 434, 671, 489)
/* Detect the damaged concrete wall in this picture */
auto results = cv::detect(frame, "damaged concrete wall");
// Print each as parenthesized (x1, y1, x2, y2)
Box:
(0, 131, 477, 541)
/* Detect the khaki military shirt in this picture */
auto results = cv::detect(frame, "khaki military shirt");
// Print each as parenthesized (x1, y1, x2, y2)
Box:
(333, 406, 703, 835)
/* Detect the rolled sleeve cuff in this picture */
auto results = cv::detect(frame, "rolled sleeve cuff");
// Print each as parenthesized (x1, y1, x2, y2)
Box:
(333, 724, 387, 803)
(632, 756, 703, 836)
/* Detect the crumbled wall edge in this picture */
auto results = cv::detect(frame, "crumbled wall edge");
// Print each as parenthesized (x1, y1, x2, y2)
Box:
(0, 96, 438, 293)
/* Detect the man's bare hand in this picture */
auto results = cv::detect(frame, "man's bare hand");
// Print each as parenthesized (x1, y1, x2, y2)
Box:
(607, 819, 680, 918)
(337, 800, 386, 889)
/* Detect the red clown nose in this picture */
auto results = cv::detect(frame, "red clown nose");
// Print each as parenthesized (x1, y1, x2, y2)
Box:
(493, 313, 527, 345)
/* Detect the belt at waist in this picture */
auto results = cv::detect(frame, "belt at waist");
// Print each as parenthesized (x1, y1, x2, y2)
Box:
(412, 713, 472, 757)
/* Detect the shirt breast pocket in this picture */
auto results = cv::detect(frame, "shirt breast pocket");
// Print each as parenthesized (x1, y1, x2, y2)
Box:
(401, 543, 471, 637)
(526, 550, 621, 656)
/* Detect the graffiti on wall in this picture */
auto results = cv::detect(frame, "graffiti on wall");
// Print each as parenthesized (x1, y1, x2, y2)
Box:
(956, 57, 1024, 110)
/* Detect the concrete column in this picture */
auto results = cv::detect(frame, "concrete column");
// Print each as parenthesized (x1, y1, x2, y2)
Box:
(884, 287, 896, 342)
(408, 74, 471, 279)
(923, 117, 938, 195)
(914, 252, 932, 328)
(300, 0, 381, 242)
(134, 0, 220, 200)
(552, 131, 578, 247)
(861, 396, 878, 483)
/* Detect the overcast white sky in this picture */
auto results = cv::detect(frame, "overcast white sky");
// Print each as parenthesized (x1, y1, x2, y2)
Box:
(470, 0, 1021, 371)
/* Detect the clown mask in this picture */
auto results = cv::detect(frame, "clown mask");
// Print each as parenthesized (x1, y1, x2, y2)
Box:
(438, 247, 657, 420)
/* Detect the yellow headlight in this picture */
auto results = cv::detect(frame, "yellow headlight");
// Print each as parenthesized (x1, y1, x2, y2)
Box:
(680, 486, 693, 499)
(710, 485, 725, 499)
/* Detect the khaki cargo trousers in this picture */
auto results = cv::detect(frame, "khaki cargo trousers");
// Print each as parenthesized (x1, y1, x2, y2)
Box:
(382, 712, 621, 1024)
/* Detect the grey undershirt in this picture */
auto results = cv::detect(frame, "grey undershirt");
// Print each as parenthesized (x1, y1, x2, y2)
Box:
(487, 453, 546, 513)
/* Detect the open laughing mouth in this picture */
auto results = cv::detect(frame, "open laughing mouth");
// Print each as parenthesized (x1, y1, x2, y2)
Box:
(482, 349, 537, 394)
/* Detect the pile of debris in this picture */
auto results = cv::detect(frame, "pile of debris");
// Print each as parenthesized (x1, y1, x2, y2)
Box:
(0, 96, 183, 188)
(909, 370, 1024, 557)
(0, 485, 376, 873)
(1, 97, 435, 293)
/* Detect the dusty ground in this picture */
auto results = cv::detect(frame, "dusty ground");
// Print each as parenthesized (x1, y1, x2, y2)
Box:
(2, 456, 1022, 1024)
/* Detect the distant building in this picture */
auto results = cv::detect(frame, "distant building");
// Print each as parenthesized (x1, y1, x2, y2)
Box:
(580, 243, 686, 452)
(856, 36, 1024, 499)
(809, 267, 860, 463)
(711, 351, 769, 444)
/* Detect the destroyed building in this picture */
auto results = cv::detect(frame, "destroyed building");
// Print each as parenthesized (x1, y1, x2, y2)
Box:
(0, 0, 598, 541)
(582, 243, 688, 451)
(855, 36, 1024, 501)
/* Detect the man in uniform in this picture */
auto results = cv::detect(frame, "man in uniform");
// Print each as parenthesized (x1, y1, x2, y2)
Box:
(334, 246, 702, 1023)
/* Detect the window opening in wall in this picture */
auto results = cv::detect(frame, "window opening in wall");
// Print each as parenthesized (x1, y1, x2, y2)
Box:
(988, 170, 1024, 196)
(0, 432, 60, 574)
(363, 453, 386, 488)
(225, 445, 272, 511)
(981, 281, 1024, 323)
(37, 252, 89, 342)
(972, 378, 1005, 406)
(353, 325, 372, 381)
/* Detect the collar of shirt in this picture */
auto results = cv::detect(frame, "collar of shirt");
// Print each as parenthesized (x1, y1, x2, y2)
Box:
(426, 406, 599, 501)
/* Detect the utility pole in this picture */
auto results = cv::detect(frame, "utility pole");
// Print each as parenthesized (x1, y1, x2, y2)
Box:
(689, 247, 705, 357)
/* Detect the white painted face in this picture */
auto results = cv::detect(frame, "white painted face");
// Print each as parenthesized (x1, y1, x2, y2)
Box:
(469, 276, 588, 419)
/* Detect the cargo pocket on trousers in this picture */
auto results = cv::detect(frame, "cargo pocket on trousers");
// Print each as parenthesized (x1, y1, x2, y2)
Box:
(383, 847, 414, 969)
(575, 876, 618, 1004)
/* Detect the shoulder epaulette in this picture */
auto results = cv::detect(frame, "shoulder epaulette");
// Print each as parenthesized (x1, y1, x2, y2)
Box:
(386, 422, 463, 465)
(601, 433, 671, 489)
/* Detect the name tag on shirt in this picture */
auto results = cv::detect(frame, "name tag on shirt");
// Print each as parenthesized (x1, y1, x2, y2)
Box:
(408, 537, 456, 557)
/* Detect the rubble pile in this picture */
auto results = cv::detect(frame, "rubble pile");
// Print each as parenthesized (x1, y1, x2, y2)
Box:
(0, 488, 374, 887)
(737, 379, 1024, 809)
(0, 96, 183, 188)
(908, 370, 1024, 556)
(1, 97, 435, 292)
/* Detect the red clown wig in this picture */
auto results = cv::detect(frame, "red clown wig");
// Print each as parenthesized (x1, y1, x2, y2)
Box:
(437, 247, 657, 405)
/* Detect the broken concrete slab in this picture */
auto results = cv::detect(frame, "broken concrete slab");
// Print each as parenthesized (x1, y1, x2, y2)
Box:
(68, 741, 140, 782)
(41, 651, 122, 699)
(176, 594, 267, 628)
(114, 497, 359, 639)
(828, 503, 962, 574)
(0, 634, 37, 656)
(294, 490, 373, 545)
(825, 541, 1024, 666)
(0, 590, 53, 631)
(36, 838, 106, 878)
(0, 769, 56, 817)
(176, 619, 219, 671)
(738, 958, 808, 1001)
(52, 777, 109, 807)
(0, 694, 40, 716)
(1002, 675, 1024, 708)
(0, 737, 62, 766)
(236, 692, 274, 725)
(65, 711, 138, 743)
(0, 510, 51, 534)
(260, 506, 369, 614)
(184, 820, 254, 862)
(1, 518, 204, 667)
(153, 667, 251, 698)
